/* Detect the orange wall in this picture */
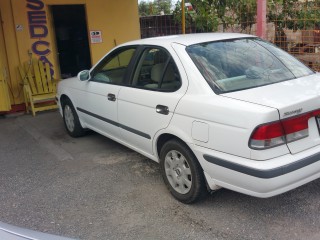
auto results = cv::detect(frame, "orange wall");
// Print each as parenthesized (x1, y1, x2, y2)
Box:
(0, 0, 140, 105)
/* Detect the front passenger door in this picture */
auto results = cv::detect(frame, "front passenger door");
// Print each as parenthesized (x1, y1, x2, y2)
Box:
(75, 47, 136, 140)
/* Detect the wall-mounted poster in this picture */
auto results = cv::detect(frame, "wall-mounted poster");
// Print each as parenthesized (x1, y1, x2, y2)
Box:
(90, 31, 102, 44)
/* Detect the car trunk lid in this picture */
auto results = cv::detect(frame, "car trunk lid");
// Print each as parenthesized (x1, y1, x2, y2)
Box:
(223, 73, 320, 154)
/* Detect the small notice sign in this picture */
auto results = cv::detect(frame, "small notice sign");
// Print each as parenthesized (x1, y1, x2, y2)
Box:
(16, 24, 23, 31)
(90, 31, 102, 44)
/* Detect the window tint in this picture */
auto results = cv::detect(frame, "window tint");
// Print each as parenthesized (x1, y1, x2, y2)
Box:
(132, 48, 181, 91)
(91, 48, 136, 84)
(186, 38, 314, 93)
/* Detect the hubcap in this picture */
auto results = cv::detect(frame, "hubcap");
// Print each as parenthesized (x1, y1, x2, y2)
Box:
(164, 150, 192, 194)
(64, 105, 75, 132)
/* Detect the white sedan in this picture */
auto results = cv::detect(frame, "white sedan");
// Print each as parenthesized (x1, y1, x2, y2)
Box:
(56, 33, 320, 203)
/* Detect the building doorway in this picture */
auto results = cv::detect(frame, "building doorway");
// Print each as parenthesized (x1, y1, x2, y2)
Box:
(51, 5, 91, 78)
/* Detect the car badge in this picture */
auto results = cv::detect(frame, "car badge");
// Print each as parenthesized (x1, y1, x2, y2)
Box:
(283, 108, 303, 117)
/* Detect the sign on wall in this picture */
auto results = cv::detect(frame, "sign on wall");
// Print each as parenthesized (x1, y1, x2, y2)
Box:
(16, 25, 24, 31)
(90, 31, 102, 44)
(26, 0, 54, 76)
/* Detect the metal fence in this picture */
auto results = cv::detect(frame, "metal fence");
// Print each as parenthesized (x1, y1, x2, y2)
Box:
(139, 0, 320, 72)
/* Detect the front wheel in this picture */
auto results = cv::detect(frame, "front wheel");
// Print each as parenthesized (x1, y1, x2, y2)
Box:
(160, 139, 207, 204)
(62, 99, 86, 137)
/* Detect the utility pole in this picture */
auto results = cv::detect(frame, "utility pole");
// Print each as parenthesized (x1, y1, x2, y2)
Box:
(182, 0, 185, 34)
(257, 0, 267, 39)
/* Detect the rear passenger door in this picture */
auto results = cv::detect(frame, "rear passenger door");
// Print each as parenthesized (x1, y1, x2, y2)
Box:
(117, 46, 188, 156)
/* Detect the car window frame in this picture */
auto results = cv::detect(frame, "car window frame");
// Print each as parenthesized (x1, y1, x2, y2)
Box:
(89, 45, 140, 86)
(127, 45, 182, 92)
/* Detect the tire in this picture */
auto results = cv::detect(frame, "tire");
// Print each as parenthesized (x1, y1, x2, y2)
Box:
(62, 98, 86, 137)
(160, 139, 207, 204)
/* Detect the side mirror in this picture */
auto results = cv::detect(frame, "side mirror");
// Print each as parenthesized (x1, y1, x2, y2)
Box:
(77, 70, 90, 81)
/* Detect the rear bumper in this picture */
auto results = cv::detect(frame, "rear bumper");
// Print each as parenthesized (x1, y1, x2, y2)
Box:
(193, 145, 320, 198)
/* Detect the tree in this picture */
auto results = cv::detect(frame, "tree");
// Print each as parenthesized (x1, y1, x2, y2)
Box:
(155, 0, 172, 14)
(138, 0, 173, 16)
(139, 1, 150, 16)
(173, 0, 256, 33)
(268, 0, 320, 50)
(173, 0, 320, 50)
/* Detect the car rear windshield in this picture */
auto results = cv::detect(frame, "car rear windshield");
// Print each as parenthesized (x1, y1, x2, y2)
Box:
(186, 38, 314, 93)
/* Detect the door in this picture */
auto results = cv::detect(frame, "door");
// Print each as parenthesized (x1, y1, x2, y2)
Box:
(118, 47, 187, 156)
(0, 11, 11, 111)
(74, 47, 137, 140)
(51, 5, 91, 78)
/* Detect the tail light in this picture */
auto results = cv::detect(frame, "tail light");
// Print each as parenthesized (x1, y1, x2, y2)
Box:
(250, 110, 320, 150)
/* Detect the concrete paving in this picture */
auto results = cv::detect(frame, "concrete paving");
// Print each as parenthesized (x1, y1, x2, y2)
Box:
(0, 111, 320, 240)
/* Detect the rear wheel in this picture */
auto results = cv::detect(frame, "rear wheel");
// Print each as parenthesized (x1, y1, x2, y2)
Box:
(160, 139, 207, 204)
(62, 99, 86, 137)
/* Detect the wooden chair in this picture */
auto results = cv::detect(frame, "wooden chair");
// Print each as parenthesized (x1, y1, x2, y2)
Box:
(18, 58, 58, 116)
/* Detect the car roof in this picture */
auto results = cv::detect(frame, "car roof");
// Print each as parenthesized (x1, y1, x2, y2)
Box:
(122, 33, 255, 47)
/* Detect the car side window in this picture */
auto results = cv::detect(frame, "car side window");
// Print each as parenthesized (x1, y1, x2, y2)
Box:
(132, 48, 181, 91)
(91, 48, 136, 84)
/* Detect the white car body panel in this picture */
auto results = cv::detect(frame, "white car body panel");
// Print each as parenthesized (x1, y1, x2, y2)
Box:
(118, 87, 182, 155)
(117, 44, 189, 156)
(125, 33, 253, 48)
(224, 73, 320, 154)
(58, 78, 121, 138)
(171, 97, 291, 160)
(56, 33, 320, 199)
(78, 82, 121, 138)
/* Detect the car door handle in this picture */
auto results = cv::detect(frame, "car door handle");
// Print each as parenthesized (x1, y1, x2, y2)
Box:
(156, 105, 169, 115)
(107, 93, 116, 101)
